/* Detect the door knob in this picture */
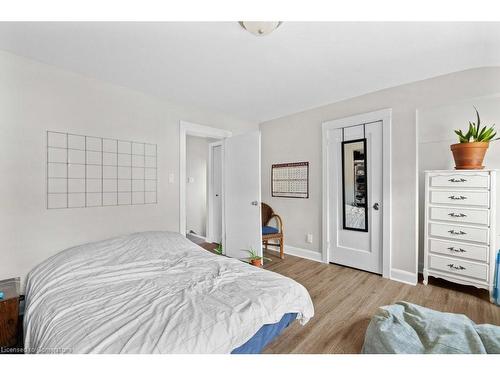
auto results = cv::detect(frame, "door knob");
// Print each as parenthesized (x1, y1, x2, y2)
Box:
(373, 203, 380, 210)
(251, 201, 259, 206)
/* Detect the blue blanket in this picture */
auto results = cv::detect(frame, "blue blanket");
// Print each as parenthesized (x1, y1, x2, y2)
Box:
(231, 313, 297, 354)
(362, 302, 500, 354)
(493, 250, 500, 305)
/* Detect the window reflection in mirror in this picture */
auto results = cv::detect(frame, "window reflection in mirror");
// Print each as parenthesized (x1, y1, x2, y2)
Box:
(341, 139, 368, 232)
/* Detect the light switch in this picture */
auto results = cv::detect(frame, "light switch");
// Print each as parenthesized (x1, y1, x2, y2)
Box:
(306, 234, 313, 244)
(188, 177, 195, 183)
(168, 173, 175, 184)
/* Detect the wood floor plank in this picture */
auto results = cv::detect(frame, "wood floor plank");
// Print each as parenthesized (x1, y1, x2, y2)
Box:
(262, 251, 500, 354)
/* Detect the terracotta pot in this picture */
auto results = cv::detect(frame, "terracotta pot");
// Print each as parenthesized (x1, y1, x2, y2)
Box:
(450, 142, 489, 170)
(250, 259, 262, 267)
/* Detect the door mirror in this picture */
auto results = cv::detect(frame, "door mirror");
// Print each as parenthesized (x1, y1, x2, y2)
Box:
(341, 139, 368, 232)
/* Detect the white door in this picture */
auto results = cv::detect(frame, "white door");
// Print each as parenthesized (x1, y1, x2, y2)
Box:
(207, 142, 223, 243)
(223, 131, 262, 260)
(327, 121, 383, 274)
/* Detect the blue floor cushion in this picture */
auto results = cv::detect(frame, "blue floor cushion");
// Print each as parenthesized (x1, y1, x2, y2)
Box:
(362, 301, 500, 354)
(262, 226, 279, 235)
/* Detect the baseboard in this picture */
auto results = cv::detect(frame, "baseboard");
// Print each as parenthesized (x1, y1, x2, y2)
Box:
(390, 268, 418, 286)
(267, 245, 322, 262)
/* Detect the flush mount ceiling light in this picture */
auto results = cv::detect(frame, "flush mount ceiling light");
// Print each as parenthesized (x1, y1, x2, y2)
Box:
(239, 21, 282, 36)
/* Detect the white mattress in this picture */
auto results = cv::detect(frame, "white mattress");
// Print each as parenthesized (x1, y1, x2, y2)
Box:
(24, 231, 314, 353)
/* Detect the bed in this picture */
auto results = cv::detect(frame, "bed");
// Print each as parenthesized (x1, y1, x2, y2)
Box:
(345, 204, 365, 229)
(23, 231, 314, 354)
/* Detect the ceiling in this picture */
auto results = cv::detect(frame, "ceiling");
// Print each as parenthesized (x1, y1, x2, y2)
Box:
(0, 22, 499, 122)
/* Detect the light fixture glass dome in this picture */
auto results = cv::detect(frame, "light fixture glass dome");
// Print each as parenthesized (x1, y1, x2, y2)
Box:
(239, 21, 282, 36)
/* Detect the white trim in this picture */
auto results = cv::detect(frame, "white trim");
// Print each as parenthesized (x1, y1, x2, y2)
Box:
(266, 245, 323, 263)
(390, 268, 418, 286)
(206, 140, 223, 243)
(321, 108, 393, 279)
(415, 109, 421, 284)
(179, 121, 231, 237)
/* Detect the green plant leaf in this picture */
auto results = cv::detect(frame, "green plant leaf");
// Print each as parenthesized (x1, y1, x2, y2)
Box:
(471, 122, 479, 139)
(455, 130, 468, 143)
(477, 125, 487, 140)
(481, 127, 494, 141)
(484, 131, 496, 142)
(474, 106, 481, 128)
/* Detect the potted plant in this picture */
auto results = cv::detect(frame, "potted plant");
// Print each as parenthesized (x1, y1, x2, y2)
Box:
(214, 244, 223, 255)
(244, 248, 271, 267)
(451, 107, 498, 169)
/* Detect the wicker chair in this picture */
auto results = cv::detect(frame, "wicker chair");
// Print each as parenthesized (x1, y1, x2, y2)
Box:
(261, 203, 284, 259)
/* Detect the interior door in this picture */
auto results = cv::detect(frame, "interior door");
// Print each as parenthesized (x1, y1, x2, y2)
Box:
(210, 143, 223, 243)
(328, 121, 383, 274)
(223, 131, 262, 260)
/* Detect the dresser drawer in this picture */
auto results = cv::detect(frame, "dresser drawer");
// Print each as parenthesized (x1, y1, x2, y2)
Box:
(430, 173, 489, 189)
(428, 238, 489, 262)
(429, 254, 488, 281)
(429, 206, 489, 226)
(429, 222, 489, 244)
(430, 190, 489, 207)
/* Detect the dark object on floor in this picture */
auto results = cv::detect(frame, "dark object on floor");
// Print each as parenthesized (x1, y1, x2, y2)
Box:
(231, 313, 297, 354)
(261, 203, 284, 259)
(362, 301, 500, 354)
(0, 281, 20, 348)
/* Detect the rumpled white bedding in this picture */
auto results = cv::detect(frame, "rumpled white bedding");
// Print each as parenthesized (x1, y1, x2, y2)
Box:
(24, 231, 314, 353)
(345, 204, 366, 229)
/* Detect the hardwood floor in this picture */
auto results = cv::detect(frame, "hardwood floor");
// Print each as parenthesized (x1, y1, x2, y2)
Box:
(187, 234, 219, 252)
(261, 251, 500, 354)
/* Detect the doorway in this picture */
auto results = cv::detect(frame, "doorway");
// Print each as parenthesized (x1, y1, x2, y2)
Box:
(179, 121, 231, 242)
(322, 109, 392, 278)
(180, 121, 263, 261)
(185, 135, 221, 244)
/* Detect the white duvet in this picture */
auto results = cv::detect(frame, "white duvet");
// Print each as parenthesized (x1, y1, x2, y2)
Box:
(24, 231, 314, 354)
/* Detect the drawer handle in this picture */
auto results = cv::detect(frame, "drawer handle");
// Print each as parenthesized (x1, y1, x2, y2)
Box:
(447, 263, 466, 271)
(447, 246, 466, 253)
(448, 213, 467, 218)
(448, 230, 466, 235)
(448, 178, 467, 183)
(448, 195, 467, 200)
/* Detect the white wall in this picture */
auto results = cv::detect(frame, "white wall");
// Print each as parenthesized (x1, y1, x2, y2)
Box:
(260, 67, 500, 279)
(0, 50, 257, 286)
(417, 94, 500, 269)
(186, 136, 210, 237)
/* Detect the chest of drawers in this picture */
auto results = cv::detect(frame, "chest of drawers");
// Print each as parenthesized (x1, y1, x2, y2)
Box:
(423, 170, 498, 302)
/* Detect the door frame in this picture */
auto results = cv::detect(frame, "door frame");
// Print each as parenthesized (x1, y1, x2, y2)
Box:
(179, 121, 232, 237)
(206, 140, 223, 243)
(322, 109, 392, 278)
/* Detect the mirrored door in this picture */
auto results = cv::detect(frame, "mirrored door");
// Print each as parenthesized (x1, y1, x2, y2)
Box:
(341, 139, 368, 232)
(327, 121, 383, 274)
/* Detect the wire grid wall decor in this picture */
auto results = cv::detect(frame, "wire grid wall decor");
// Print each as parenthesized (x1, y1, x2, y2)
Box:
(271, 162, 309, 198)
(46, 131, 158, 209)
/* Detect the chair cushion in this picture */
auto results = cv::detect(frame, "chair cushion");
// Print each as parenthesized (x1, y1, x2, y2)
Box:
(262, 226, 279, 235)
